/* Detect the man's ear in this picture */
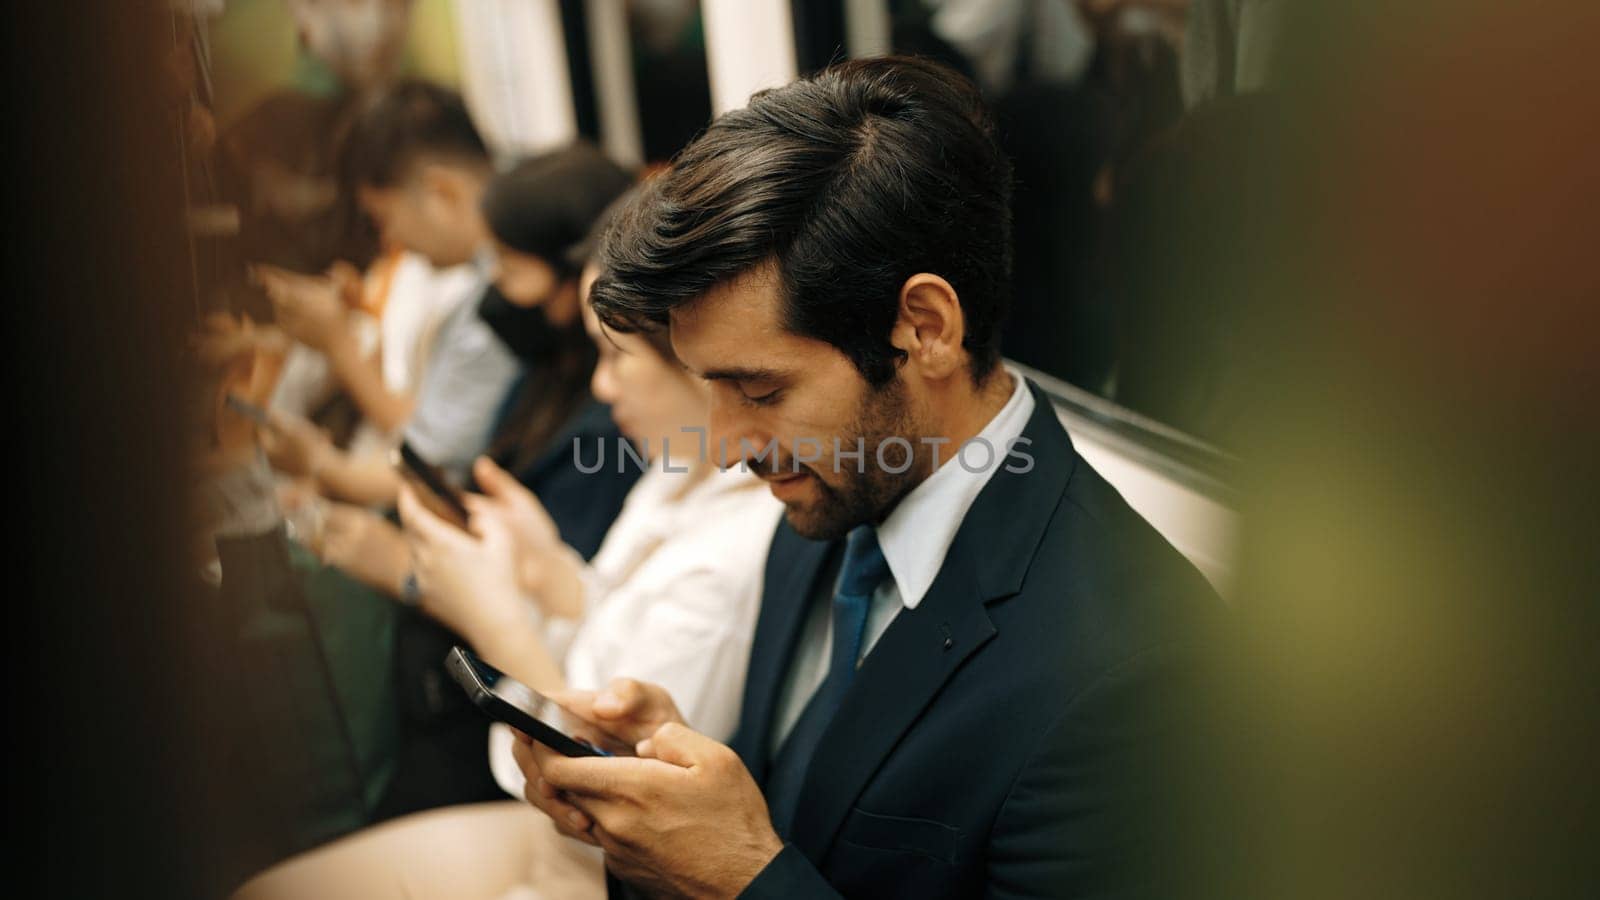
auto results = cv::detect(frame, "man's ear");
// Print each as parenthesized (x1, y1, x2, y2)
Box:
(888, 273, 966, 380)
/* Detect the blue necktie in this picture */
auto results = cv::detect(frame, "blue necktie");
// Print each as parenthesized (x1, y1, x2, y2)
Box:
(765, 525, 891, 835)
(820, 525, 888, 704)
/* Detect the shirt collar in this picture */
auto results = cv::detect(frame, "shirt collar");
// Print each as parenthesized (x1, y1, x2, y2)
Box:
(875, 368, 1035, 610)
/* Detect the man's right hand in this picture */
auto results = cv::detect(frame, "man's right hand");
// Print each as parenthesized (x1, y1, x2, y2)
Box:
(512, 678, 689, 842)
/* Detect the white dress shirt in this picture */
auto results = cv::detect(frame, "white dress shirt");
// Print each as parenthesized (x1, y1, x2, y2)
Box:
(490, 462, 784, 795)
(769, 369, 1035, 751)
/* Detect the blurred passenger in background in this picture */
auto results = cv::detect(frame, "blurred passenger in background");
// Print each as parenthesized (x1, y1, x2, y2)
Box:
(1108, 93, 1279, 444)
(199, 130, 640, 851)
(259, 81, 520, 504)
(304, 143, 637, 601)
(236, 255, 784, 900)
(251, 250, 478, 459)
(903, 0, 1192, 393)
(351, 145, 642, 823)
(216, 0, 418, 280)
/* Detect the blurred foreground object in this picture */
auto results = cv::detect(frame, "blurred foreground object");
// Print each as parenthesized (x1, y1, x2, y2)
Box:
(1202, 3, 1599, 898)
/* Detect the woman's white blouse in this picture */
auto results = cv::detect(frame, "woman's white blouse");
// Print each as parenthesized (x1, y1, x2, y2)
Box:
(488, 462, 783, 796)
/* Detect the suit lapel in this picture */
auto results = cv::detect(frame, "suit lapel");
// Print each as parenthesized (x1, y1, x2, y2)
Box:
(733, 523, 840, 783)
(787, 557, 998, 858)
(788, 381, 1079, 860)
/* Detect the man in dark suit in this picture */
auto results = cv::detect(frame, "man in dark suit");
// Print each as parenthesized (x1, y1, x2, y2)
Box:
(511, 56, 1222, 898)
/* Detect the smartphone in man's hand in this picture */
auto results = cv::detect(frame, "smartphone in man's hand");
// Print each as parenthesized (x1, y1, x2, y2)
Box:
(446, 647, 626, 757)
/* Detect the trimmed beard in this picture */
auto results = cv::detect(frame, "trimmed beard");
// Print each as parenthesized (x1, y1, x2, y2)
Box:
(780, 376, 924, 541)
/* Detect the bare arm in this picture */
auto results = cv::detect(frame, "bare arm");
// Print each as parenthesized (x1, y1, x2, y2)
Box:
(320, 328, 415, 433)
(312, 450, 403, 508)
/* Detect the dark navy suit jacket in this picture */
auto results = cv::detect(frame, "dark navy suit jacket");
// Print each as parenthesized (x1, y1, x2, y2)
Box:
(702, 381, 1224, 899)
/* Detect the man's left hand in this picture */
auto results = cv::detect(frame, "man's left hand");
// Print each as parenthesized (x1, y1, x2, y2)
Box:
(512, 722, 784, 899)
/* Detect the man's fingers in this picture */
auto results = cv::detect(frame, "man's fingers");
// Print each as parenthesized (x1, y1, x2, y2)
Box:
(540, 782, 599, 841)
(518, 730, 575, 776)
(539, 754, 682, 800)
(512, 738, 600, 846)
(594, 678, 649, 720)
(543, 690, 607, 735)
(635, 722, 719, 769)
(546, 687, 597, 711)
(585, 678, 684, 745)
(530, 690, 639, 751)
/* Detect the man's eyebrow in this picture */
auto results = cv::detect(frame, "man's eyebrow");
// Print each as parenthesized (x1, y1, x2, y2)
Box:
(698, 366, 786, 383)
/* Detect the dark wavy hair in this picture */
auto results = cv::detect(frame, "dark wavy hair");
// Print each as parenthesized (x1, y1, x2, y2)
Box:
(588, 56, 1014, 387)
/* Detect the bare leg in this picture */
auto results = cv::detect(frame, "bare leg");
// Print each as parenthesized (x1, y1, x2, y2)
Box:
(233, 801, 605, 900)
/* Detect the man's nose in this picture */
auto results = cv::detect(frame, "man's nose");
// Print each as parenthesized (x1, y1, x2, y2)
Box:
(707, 396, 765, 470)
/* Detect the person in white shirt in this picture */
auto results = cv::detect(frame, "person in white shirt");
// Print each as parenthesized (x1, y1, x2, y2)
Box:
(233, 262, 783, 900)
(260, 249, 479, 460)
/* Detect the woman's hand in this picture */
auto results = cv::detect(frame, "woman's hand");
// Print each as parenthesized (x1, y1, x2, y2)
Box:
(467, 457, 585, 618)
(399, 484, 530, 642)
(470, 456, 562, 551)
(316, 502, 410, 596)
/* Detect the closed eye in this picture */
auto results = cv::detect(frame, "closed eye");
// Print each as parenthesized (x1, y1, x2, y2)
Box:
(739, 387, 782, 407)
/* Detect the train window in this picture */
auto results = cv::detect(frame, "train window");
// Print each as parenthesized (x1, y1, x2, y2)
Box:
(623, 1, 713, 165)
(797, 0, 1275, 464)
(203, 0, 464, 289)
(208, 0, 462, 127)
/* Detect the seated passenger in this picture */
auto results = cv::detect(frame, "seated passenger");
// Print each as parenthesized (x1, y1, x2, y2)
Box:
(259, 81, 522, 506)
(254, 247, 480, 459)
(205, 146, 639, 839)
(233, 260, 784, 900)
(305, 148, 643, 821)
(301, 146, 639, 596)
(505, 56, 1225, 900)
